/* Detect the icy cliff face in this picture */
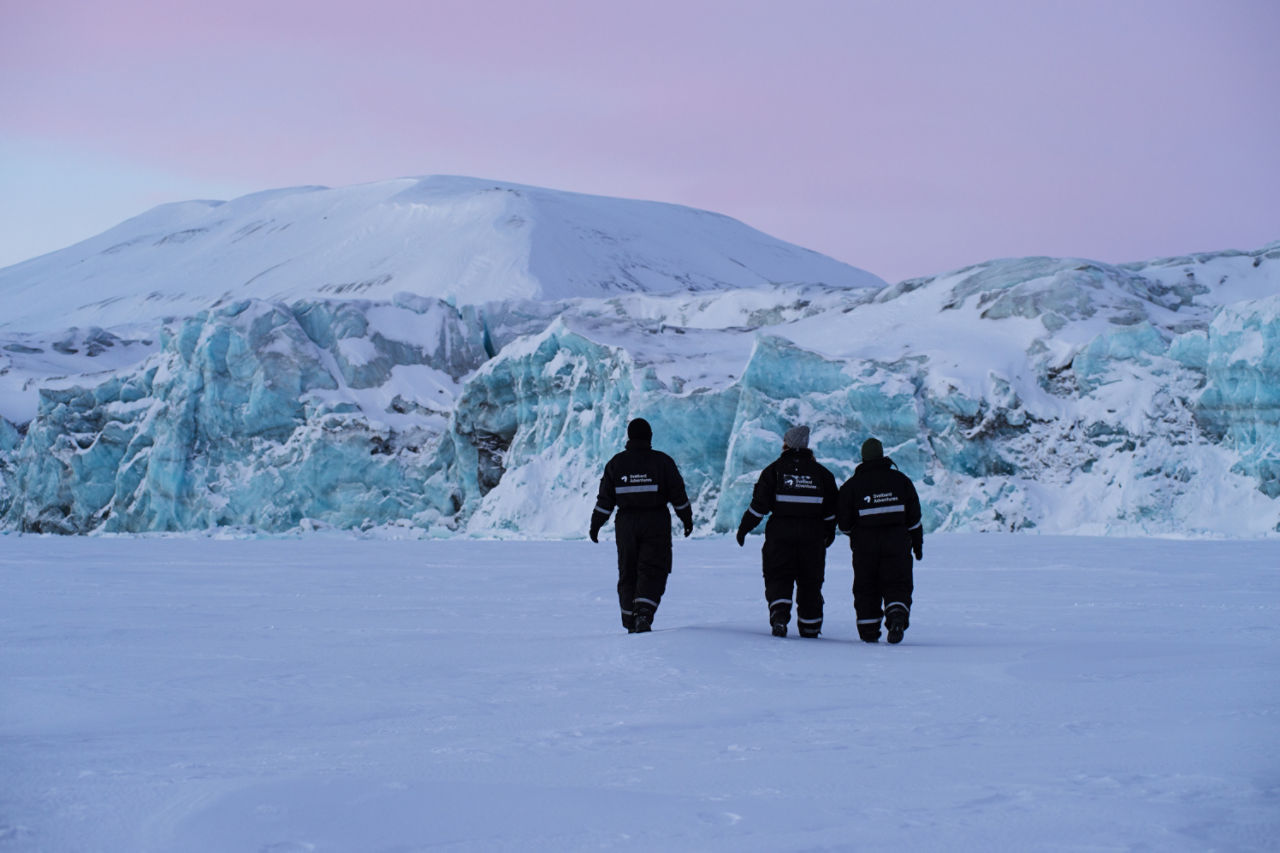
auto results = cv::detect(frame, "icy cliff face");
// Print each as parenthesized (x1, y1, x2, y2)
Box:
(1197, 296, 1280, 497)
(2, 297, 486, 533)
(0, 179, 1276, 537)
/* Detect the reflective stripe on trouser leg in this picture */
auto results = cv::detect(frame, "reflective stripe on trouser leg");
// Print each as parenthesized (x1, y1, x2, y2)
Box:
(769, 597, 792, 625)
(797, 614, 823, 636)
(856, 616, 882, 641)
(885, 601, 910, 629)
(628, 515, 672, 618)
(795, 554, 825, 636)
(851, 547, 883, 640)
(617, 575, 636, 622)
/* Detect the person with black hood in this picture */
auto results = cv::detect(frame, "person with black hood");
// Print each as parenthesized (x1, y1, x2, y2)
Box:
(735, 425, 839, 638)
(589, 418, 694, 633)
(836, 437, 924, 644)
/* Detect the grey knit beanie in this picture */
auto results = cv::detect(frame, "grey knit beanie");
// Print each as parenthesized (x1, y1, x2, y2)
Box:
(783, 425, 810, 450)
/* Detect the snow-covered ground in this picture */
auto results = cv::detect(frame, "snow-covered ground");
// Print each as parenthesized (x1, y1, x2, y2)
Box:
(2, 535, 1276, 851)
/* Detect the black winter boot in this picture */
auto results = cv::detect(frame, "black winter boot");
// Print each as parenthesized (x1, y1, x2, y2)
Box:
(771, 619, 788, 637)
(886, 609, 908, 644)
(633, 607, 654, 633)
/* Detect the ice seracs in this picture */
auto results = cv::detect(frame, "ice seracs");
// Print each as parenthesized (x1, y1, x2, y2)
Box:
(0, 176, 1277, 536)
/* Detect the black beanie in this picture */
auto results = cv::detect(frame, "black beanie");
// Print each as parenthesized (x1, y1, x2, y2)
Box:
(628, 418, 653, 442)
(861, 437, 884, 461)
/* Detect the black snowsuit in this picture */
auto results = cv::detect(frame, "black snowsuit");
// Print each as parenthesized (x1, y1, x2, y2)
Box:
(737, 448, 839, 637)
(836, 457, 923, 642)
(591, 439, 693, 631)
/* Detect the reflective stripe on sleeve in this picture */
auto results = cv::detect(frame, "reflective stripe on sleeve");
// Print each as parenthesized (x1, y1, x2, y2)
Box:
(776, 494, 824, 504)
(594, 505, 611, 515)
(747, 506, 765, 517)
(673, 501, 690, 511)
(909, 520, 922, 530)
(824, 514, 836, 521)
(616, 485, 660, 494)
(859, 504, 904, 516)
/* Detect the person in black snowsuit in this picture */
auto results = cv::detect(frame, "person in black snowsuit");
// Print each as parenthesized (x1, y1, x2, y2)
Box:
(590, 418, 694, 633)
(735, 425, 839, 638)
(836, 437, 924, 644)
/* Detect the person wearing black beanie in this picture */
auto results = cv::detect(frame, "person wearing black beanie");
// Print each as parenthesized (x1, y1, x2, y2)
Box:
(836, 437, 924, 644)
(590, 417, 694, 633)
(627, 418, 653, 443)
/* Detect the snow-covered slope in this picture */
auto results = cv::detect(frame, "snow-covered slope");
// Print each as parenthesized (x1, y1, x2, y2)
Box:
(0, 175, 884, 334)
(0, 175, 1276, 537)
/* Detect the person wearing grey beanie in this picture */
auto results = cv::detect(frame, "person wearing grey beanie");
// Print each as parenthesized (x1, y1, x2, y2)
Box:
(783, 425, 809, 450)
(836, 437, 923, 644)
(735, 424, 838, 638)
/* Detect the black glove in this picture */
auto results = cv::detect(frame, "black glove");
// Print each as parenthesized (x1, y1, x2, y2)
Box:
(911, 528, 923, 561)
(736, 510, 758, 547)
(677, 508, 694, 538)
(913, 542, 923, 561)
(824, 521, 836, 548)
(589, 515, 603, 543)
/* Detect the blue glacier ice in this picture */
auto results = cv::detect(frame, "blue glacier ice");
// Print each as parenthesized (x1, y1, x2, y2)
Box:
(3, 297, 486, 533)
(2, 238, 1278, 537)
(1196, 296, 1280, 497)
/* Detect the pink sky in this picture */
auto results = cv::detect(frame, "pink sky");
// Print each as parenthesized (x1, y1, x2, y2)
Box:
(1, 0, 1277, 281)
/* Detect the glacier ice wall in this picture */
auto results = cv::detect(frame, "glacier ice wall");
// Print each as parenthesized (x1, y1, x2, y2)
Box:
(1196, 296, 1280, 497)
(2, 297, 487, 533)
(3, 243, 1278, 537)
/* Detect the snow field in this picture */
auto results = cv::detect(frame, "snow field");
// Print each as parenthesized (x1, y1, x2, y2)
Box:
(1, 535, 1277, 851)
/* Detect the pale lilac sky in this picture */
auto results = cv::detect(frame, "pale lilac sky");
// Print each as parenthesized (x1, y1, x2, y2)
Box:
(2, 0, 1277, 282)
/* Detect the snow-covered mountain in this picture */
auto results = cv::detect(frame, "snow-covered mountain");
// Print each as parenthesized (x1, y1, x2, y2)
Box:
(0, 175, 882, 334)
(1, 176, 1277, 537)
